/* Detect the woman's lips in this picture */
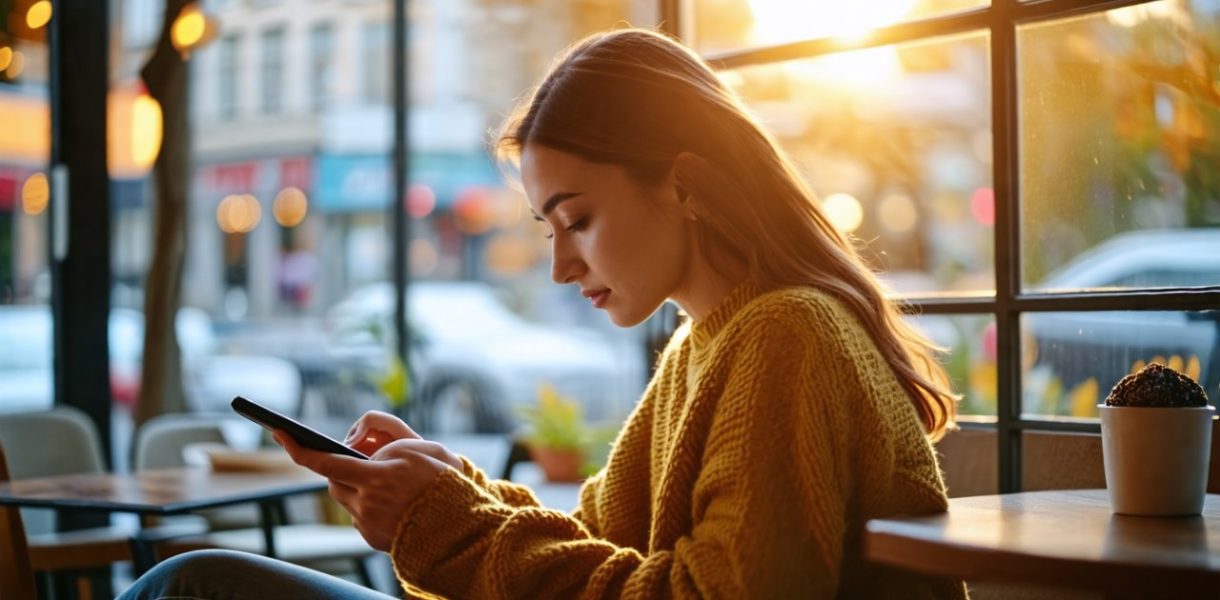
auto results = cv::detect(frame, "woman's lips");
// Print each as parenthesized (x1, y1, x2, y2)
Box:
(584, 289, 610, 308)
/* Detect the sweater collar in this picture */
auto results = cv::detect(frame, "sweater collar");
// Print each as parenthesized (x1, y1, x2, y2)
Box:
(688, 279, 764, 350)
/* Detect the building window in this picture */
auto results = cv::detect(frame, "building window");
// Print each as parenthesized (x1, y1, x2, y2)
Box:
(218, 34, 238, 120)
(687, 0, 1220, 492)
(260, 27, 284, 114)
(309, 24, 333, 113)
(362, 21, 390, 106)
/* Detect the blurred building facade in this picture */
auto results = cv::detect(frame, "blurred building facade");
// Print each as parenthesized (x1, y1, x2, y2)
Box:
(101, 0, 654, 320)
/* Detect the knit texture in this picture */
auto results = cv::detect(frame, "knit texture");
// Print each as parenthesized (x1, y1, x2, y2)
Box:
(390, 283, 967, 599)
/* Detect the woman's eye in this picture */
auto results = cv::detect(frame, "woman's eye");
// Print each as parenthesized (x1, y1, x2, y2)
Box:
(565, 217, 588, 233)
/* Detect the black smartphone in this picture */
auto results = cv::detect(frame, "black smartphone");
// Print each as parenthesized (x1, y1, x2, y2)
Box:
(231, 396, 369, 460)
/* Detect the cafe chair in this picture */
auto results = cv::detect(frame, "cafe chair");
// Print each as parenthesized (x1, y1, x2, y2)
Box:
(133, 414, 381, 590)
(0, 442, 37, 599)
(0, 407, 140, 599)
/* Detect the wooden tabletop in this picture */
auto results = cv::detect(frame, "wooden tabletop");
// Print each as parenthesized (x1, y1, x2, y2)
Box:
(866, 489, 1220, 597)
(0, 466, 326, 515)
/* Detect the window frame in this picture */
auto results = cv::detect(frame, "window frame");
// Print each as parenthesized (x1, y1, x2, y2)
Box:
(667, 0, 1220, 492)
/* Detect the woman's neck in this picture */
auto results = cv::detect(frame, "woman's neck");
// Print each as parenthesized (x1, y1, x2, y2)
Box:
(671, 254, 748, 322)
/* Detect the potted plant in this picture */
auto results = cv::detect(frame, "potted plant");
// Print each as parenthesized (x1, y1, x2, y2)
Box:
(1099, 362, 1215, 516)
(518, 384, 590, 483)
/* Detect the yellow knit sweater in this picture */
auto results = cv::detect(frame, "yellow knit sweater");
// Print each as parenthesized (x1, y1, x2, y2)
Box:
(390, 283, 967, 599)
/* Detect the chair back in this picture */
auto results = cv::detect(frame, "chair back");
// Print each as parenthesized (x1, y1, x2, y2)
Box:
(134, 413, 244, 470)
(0, 407, 106, 535)
(133, 413, 262, 529)
(0, 442, 37, 600)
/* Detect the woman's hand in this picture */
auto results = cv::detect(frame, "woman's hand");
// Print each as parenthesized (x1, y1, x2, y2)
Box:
(275, 431, 459, 551)
(342, 410, 417, 455)
(343, 411, 464, 471)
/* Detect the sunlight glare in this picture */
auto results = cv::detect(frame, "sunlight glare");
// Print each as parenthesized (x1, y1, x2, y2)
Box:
(747, 0, 917, 44)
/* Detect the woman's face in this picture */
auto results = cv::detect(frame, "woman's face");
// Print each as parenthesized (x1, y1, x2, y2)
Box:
(520, 143, 694, 327)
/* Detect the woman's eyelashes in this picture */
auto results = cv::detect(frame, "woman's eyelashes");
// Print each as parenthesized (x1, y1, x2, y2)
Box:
(544, 216, 589, 240)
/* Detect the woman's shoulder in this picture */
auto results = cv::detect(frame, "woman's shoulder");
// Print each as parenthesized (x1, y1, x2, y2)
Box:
(733, 285, 856, 332)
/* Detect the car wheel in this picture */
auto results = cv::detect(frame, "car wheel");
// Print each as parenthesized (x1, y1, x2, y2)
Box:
(412, 376, 509, 434)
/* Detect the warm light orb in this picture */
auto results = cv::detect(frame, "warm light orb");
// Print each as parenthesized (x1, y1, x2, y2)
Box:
(108, 83, 163, 178)
(821, 192, 864, 233)
(131, 92, 163, 169)
(273, 187, 308, 227)
(217, 194, 262, 234)
(747, 0, 917, 44)
(22, 172, 49, 215)
(25, 1, 52, 30)
(0, 47, 12, 72)
(172, 6, 205, 48)
(878, 193, 918, 234)
(4, 50, 24, 79)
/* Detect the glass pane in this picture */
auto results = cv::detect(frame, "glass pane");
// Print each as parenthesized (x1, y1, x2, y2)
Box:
(906, 313, 997, 418)
(694, 0, 990, 54)
(1019, 1, 1220, 291)
(0, 1, 52, 414)
(727, 33, 995, 294)
(112, 1, 659, 481)
(1021, 310, 1220, 419)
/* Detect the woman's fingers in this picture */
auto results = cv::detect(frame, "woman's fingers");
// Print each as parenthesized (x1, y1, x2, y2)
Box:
(373, 438, 463, 471)
(343, 410, 420, 452)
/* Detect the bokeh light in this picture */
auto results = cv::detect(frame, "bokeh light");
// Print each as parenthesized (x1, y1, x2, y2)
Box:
(4, 50, 24, 79)
(878, 193, 918, 234)
(970, 187, 994, 227)
(217, 194, 262, 234)
(22, 172, 49, 215)
(273, 187, 309, 227)
(0, 47, 12, 72)
(171, 4, 207, 51)
(453, 186, 496, 235)
(822, 192, 864, 233)
(26, 1, 52, 30)
(406, 183, 435, 219)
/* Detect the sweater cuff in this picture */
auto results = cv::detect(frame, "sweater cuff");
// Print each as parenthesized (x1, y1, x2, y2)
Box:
(390, 467, 513, 595)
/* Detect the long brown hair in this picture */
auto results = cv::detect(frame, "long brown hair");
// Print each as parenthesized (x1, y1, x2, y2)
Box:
(496, 28, 957, 440)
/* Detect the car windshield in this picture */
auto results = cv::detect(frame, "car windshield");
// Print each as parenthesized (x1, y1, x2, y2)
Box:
(411, 284, 524, 341)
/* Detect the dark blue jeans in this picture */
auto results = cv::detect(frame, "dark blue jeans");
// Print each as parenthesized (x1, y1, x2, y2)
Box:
(116, 549, 398, 599)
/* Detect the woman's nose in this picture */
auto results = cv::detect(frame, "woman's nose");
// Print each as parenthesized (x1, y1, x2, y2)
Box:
(550, 241, 585, 284)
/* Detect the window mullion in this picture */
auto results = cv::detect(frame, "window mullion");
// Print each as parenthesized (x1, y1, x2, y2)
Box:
(992, 0, 1023, 494)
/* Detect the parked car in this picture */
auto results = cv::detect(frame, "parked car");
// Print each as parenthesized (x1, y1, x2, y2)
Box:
(325, 281, 635, 434)
(1026, 229, 1220, 407)
(0, 305, 302, 415)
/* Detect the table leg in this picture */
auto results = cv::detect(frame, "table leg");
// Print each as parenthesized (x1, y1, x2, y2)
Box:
(129, 534, 158, 577)
(258, 501, 279, 558)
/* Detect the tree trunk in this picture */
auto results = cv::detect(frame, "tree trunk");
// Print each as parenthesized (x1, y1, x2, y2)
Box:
(134, 0, 192, 427)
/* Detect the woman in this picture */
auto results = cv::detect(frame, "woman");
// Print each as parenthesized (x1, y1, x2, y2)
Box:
(121, 28, 964, 599)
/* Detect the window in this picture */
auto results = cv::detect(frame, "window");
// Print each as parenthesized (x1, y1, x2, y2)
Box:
(259, 27, 284, 114)
(362, 21, 390, 106)
(218, 34, 238, 120)
(309, 24, 333, 113)
(687, 0, 1220, 492)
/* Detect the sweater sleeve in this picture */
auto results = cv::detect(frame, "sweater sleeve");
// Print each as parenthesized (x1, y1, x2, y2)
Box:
(457, 456, 542, 508)
(389, 308, 857, 599)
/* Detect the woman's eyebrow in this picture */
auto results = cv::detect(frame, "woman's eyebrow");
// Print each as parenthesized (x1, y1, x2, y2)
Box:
(532, 192, 583, 220)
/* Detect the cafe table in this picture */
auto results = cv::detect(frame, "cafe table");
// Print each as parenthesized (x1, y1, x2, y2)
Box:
(0, 465, 328, 573)
(865, 489, 1220, 598)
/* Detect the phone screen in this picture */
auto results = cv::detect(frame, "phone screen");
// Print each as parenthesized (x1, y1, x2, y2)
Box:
(231, 396, 369, 460)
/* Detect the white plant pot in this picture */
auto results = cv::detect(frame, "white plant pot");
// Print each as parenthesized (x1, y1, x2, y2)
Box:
(1099, 405, 1215, 516)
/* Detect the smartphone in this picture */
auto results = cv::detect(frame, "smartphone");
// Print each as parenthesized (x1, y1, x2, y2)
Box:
(231, 396, 369, 460)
